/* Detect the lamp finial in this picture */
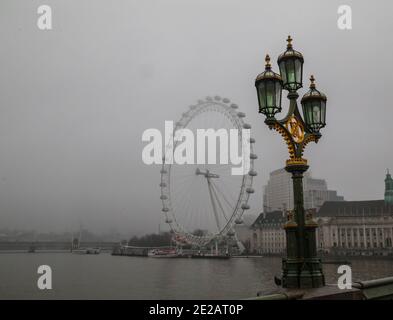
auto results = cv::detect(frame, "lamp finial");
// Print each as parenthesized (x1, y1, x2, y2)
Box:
(310, 75, 316, 88)
(265, 54, 271, 69)
(286, 35, 293, 49)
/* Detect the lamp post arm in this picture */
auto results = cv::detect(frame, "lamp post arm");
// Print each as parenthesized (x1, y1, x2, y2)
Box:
(268, 92, 320, 160)
(267, 120, 297, 159)
(274, 92, 322, 159)
(276, 91, 299, 124)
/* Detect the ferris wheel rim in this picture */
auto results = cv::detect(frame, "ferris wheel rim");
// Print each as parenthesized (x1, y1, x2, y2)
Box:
(160, 96, 256, 247)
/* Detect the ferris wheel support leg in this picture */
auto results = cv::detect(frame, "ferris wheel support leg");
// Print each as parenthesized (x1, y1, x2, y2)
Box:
(210, 182, 229, 223)
(207, 178, 221, 232)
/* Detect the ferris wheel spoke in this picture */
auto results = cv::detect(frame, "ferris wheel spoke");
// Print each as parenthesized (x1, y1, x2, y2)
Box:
(210, 180, 235, 212)
(172, 177, 198, 221)
(173, 179, 197, 227)
(212, 177, 238, 204)
(171, 170, 198, 183)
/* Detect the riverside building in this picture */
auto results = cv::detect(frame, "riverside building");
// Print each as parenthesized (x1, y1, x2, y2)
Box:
(250, 171, 393, 256)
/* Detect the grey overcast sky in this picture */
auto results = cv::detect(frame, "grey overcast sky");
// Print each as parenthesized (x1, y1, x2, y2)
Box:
(0, 0, 392, 235)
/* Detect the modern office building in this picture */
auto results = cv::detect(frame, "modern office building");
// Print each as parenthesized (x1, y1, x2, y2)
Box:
(263, 168, 344, 212)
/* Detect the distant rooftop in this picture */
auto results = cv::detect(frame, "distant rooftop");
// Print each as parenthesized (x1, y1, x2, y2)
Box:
(251, 210, 286, 227)
(317, 200, 393, 217)
(251, 199, 393, 228)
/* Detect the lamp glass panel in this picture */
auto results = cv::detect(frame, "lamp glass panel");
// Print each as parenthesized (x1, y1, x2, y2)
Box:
(257, 82, 266, 112)
(320, 101, 326, 125)
(275, 81, 282, 112)
(295, 59, 303, 86)
(304, 101, 313, 127)
(279, 62, 287, 84)
(266, 81, 276, 116)
(286, 59, 296, 87)
(312, 102, 321, 126)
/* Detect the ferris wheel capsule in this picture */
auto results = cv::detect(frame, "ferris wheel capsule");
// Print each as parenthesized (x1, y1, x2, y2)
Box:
(235, 218, 243, 224)
(241, 204, 250, 210)
(246, 187, 255, 193)
(248, 170, 257, 176)
(227, 230, 235, 237)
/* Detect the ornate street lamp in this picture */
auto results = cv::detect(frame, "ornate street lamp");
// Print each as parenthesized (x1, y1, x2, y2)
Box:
(301, 75, 327, 134)
(278, 36, 304, 91)
(254, 36, 327, 289)
(255, 55, 283, 121)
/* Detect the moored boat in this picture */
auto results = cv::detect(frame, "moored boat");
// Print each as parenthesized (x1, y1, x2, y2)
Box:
(191, 253, 230, 259)
(147, 248, 179, 258)
(72, 247, 100, 254)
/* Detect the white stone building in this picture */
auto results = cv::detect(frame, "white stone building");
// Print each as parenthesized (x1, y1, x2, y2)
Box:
(250, 210, 286, 255)
(250, 202, 393, 256)
(316, 200, 393, 255)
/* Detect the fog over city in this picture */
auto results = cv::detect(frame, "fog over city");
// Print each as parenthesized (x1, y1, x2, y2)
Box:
(0, 0, 392, 235)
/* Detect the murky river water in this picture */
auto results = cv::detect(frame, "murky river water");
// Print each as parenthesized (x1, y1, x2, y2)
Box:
(1, 253, 393, 299)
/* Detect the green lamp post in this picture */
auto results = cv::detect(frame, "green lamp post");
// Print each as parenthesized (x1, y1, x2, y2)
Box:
(255, 36, 327, 288)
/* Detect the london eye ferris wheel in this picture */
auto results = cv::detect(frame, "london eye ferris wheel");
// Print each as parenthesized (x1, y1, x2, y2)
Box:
(160, 96, 257, 248)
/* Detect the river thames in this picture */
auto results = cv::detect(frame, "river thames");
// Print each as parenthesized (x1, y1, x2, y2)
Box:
(1, 253, 393, 299)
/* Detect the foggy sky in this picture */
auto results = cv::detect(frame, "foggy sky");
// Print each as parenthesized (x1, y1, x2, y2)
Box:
(0, 0, 392, 235)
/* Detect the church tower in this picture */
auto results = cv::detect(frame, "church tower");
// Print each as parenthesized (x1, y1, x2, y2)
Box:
(385, 169, 393, 205)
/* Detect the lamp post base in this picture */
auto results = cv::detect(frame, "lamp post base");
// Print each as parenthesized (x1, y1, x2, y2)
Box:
(282, 257, 325, 288)
(282, 161, 326, 289)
